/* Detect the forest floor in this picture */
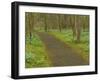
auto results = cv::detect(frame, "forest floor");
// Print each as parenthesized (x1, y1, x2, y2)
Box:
(37, 32, 89, 66)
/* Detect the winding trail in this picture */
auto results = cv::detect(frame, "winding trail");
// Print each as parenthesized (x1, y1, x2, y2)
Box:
(37, 32, 89, 66)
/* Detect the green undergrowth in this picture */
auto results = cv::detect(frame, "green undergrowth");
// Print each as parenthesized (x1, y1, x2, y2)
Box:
(25, 33, 51, 68)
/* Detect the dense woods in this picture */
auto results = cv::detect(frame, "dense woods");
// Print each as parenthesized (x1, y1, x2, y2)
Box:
(25, 12, 89, 42)
(25, 12, 89, 68)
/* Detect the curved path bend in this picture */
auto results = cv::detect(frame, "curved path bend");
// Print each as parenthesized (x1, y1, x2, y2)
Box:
(37, 32, 89, 66)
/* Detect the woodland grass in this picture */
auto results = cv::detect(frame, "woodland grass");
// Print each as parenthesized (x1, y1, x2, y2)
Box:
(49, 29, 89, 61)
(25, 33, 51, 68)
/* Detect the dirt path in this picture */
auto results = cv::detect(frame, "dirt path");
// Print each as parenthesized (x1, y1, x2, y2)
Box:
(37, 32, 88, 66)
